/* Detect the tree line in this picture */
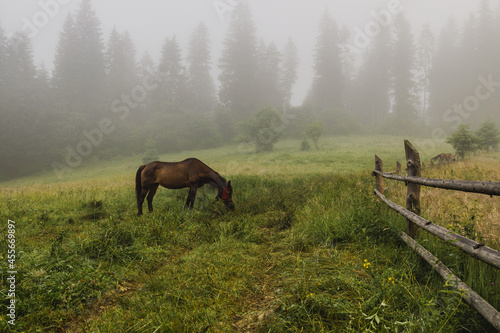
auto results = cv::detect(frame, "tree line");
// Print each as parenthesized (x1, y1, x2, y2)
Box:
(0, 0, 499, 179)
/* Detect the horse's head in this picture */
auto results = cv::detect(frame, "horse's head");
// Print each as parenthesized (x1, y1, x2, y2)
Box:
(218, 181, 234, 211)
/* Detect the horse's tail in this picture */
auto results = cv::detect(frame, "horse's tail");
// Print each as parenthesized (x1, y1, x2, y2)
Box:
(135, 165, 146, 198)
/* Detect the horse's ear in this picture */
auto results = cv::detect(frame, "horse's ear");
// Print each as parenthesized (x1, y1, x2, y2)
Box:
(227, 181, 232, 188)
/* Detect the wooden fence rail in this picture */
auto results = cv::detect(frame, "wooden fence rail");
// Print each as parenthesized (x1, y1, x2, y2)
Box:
(372, 140, 500, 331)
(372, 170, 500, 196)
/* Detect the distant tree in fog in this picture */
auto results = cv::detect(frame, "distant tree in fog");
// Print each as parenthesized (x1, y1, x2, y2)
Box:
(137, 51, 156, 117)
(155, 36, 188, 113)
(52, 14, 79, 104)
(0, 32, 56, 177)
(281, 37, 299, 109)
(391, 13, 418, 126)
(307, 11, 343, 113)
(52, 0, 106, 113)
(415, 23, 435, 120)
(0, 23, 6, 95)
(187, 23, 216, 116)
(352, 23, 392, 128)
(218, 3, 258, 119)
(256, 40, 283, 109)
(476, 120, 500, 152)
(428, 18, 459, 126)
(105, 29, 138, 98)
(73, 0, 106, 108)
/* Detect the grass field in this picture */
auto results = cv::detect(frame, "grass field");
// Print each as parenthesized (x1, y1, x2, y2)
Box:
(0, 135, 498, 332)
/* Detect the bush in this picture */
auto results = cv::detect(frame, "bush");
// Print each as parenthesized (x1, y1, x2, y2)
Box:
(305, 122, 324, 150)
(300, 133, 311, 151)
(446, 125, 478, 160)
(476, 120, 499, 152)
(237, 107, 284, 152)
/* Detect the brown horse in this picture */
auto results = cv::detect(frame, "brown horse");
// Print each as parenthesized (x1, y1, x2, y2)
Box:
(135, 158, 234, 216)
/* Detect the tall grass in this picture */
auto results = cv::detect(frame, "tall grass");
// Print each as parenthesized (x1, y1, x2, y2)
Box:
(0, 136, 497, 332)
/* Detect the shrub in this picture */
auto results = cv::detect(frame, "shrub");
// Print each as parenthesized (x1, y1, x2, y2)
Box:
(305, 122, 324, 150)
(475, 120, 499, 152)
(238, 107, 284, 152)
(446, 125, 478, 160)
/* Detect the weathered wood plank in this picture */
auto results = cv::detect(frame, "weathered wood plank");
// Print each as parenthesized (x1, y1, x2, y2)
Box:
(372, 170, 500, 196)
(400, 232, 500, 331)
(404, 140, 421, 238)
(374, 155, 384, 195)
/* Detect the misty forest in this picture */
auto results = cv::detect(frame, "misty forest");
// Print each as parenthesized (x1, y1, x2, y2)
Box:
(1, 0, 499, 179)
(2, 1, 500, 331)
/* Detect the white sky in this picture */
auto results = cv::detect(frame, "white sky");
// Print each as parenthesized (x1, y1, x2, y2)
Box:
(0, 0, 498, 105)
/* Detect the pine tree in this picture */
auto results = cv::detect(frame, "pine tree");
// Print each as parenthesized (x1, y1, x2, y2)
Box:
(3, 31, 37, 99)
(0, 22, 7, 95)
(307, 11, 343, 112)
(1, 32, 52, 177)
(428, 18, 460, 126)
(392, 13, 418, 125)
(156, 36, 188, 113)
(281, 37, 299, 109)
(476, 120, 500, 152)
(52, 0, 106, 113)
(187, 23, 216, 115)
(255, 41, 283, 109)
(105, 28, 138, 97)
(352, 22, 392, 128)
(52, 14, 79, 103)
(415, 23, 435, 120)
(74, 0, 106, 108)
(218, 3, 258, 120)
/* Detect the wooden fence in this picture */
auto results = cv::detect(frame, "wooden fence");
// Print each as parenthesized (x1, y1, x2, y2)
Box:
(372, 140, 500, 331)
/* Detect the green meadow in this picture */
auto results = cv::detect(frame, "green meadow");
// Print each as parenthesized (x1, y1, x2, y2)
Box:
(0, 136, 498, 332)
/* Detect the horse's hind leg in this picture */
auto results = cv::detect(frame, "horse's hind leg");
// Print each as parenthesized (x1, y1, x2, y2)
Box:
(137, 188, 148, 216)
(147, 184, 159, 213)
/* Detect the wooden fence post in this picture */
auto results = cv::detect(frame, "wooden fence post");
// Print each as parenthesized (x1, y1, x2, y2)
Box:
(396, 161, 402, 174)
(404, 140, 421, 238)
(374, 155, 384, 195)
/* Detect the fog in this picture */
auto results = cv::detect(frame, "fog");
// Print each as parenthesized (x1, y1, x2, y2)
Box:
(0, 0, 492, 104)
(0, 0, 499, 179)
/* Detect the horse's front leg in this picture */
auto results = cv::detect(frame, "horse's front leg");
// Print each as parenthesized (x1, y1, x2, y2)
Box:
(185, 186, 198, 209)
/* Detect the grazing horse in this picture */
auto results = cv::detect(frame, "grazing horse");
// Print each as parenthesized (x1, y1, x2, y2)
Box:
(431, 153, 454, 165)
(135, 158, 234, 216)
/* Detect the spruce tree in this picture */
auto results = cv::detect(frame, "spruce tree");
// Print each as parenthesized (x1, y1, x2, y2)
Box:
(281, 37, 299, 109)
(307, 11, 343, 113)
(187, 23, 216, 115)
(392, 13, 418, 125)
(255, 41, 283, 109)
(352, 22, 392, 128)
(415, 23, 435, 120)
(105, 28, 138, 97)
(156, 36, 188, 113)
(218, 3, 258, 120)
